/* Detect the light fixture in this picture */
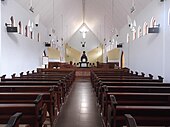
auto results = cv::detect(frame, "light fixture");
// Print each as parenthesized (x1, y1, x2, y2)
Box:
(35, 14, 40, 27)
(29, 0, 34, 13)
(131, 0, 135, 14)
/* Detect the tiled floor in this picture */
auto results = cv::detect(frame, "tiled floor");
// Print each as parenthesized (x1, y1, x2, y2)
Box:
(55, 78, 103, 127)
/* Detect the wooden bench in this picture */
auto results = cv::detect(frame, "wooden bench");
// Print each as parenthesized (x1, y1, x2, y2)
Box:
(97, 82, 169, 99)
(103, 93, 170, 125)
(0, 85, 56, 124)
(0, 95, 47, 127)
(109, 95, 170, 127)
(99, 86, 170, 124)
(4, 112, 22, 127)
(0, 81, 63, 108)
(2, 77, 71, 96)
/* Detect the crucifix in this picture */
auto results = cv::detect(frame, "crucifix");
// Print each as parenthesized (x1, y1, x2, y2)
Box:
(79, 25, 89, 38)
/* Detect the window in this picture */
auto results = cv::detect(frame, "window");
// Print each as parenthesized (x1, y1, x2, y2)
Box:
(30, 31, 33, 39)
(168, 8, 170, 26)
(143, 22, 148, 35)
(133, 30, 136, 40)
(18, 21, 22, 34)
(25, 25, 28, 37)
(138, 26, 142, 38)
(37, 33, 40, 42)
(127, 33, 130, 43)
(10, 16, 14, 27)
(150, 17, 156, 27)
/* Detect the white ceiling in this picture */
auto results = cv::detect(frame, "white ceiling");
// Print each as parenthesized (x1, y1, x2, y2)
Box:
(15, 0, 152, 43)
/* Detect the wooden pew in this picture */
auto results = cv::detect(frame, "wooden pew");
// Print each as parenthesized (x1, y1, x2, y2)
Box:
(104, 92, 170, 125)
(93, 78, 163, 92)
(2, 76, 70, 96)
(96, 82, 170, 106)
(100, 85, 170, 125)
(5, 112, 22, 127)
(96, 82, 170, 103)
(0, 85, 56, 125)
(0, 81, 63, 106)
(108, 95, 170, 127)
(124, 114, 137, 127)
(0, 95, 47, 127)
(100, 85, 170, 106)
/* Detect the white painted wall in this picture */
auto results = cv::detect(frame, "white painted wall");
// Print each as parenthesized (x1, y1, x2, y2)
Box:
(119, 0, 170, 82)
(164, 0, 170, 83)
(0, 2, 1, 77)
(1, 0, 48, 77)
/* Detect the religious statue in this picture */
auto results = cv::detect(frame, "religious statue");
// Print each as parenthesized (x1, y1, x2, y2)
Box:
(79, 51, 89, 67)
(81, 51, 88, 62)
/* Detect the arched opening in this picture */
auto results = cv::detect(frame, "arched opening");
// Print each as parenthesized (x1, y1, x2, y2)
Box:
(150, 17, 156, 27)
(138, 26, 142, 38)
(120, 51, 125, 68)
(143, 22, 148, 35)
(127, 33, 130, 43)
(18, 21, 22, 34)
(38, 33, 40, 42)
(30, 31, 33, 39)
(25, 25, 28, 37)
(10, 16, 14, 27)
(168, 8, 170, 26)
(133, 30, 136, 40)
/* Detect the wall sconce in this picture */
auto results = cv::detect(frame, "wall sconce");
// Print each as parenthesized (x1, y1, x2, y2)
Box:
(5, 23, 18, 33)
(148, 24, 160, 33)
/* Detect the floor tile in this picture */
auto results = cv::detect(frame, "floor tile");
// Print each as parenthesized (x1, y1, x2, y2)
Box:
(55, 78, 103, 127)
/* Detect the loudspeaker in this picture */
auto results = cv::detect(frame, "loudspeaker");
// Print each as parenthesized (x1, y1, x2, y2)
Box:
(148, 27, 159, 33)
(45, 43, 51, 47)
(6, 27, 18, 32)
(117, 44, 122, 48)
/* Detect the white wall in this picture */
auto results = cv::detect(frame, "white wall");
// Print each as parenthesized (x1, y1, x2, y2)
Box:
(0, 1, 1, 77)
(1, 0, 48, 77)
(119, 0, 170, 82)
(164, 0, 170, 82)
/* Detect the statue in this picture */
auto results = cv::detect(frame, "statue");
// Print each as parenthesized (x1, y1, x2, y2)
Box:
(79, 51, 89, 67)
(81, 51, 88, 62)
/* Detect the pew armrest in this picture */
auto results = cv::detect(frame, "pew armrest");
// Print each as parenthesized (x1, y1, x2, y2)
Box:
(158, 76, 164, 82)
(6, 112, 22, 127)
(110, 95, 117, 106)
(148, 74, 153, 79)
(124, 114, 137, 127)
(141, 72, 145, 77)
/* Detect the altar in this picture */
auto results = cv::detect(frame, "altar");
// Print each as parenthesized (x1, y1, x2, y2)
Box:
(79, 62, 89, 68)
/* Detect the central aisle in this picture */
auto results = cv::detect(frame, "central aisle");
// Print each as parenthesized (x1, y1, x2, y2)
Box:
(55, 78, 103, 127)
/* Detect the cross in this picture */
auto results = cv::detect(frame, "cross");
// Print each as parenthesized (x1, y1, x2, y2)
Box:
(79, 25, 89, 38)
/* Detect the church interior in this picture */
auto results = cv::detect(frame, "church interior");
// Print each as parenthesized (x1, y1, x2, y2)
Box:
(0, 0, 170, 127)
